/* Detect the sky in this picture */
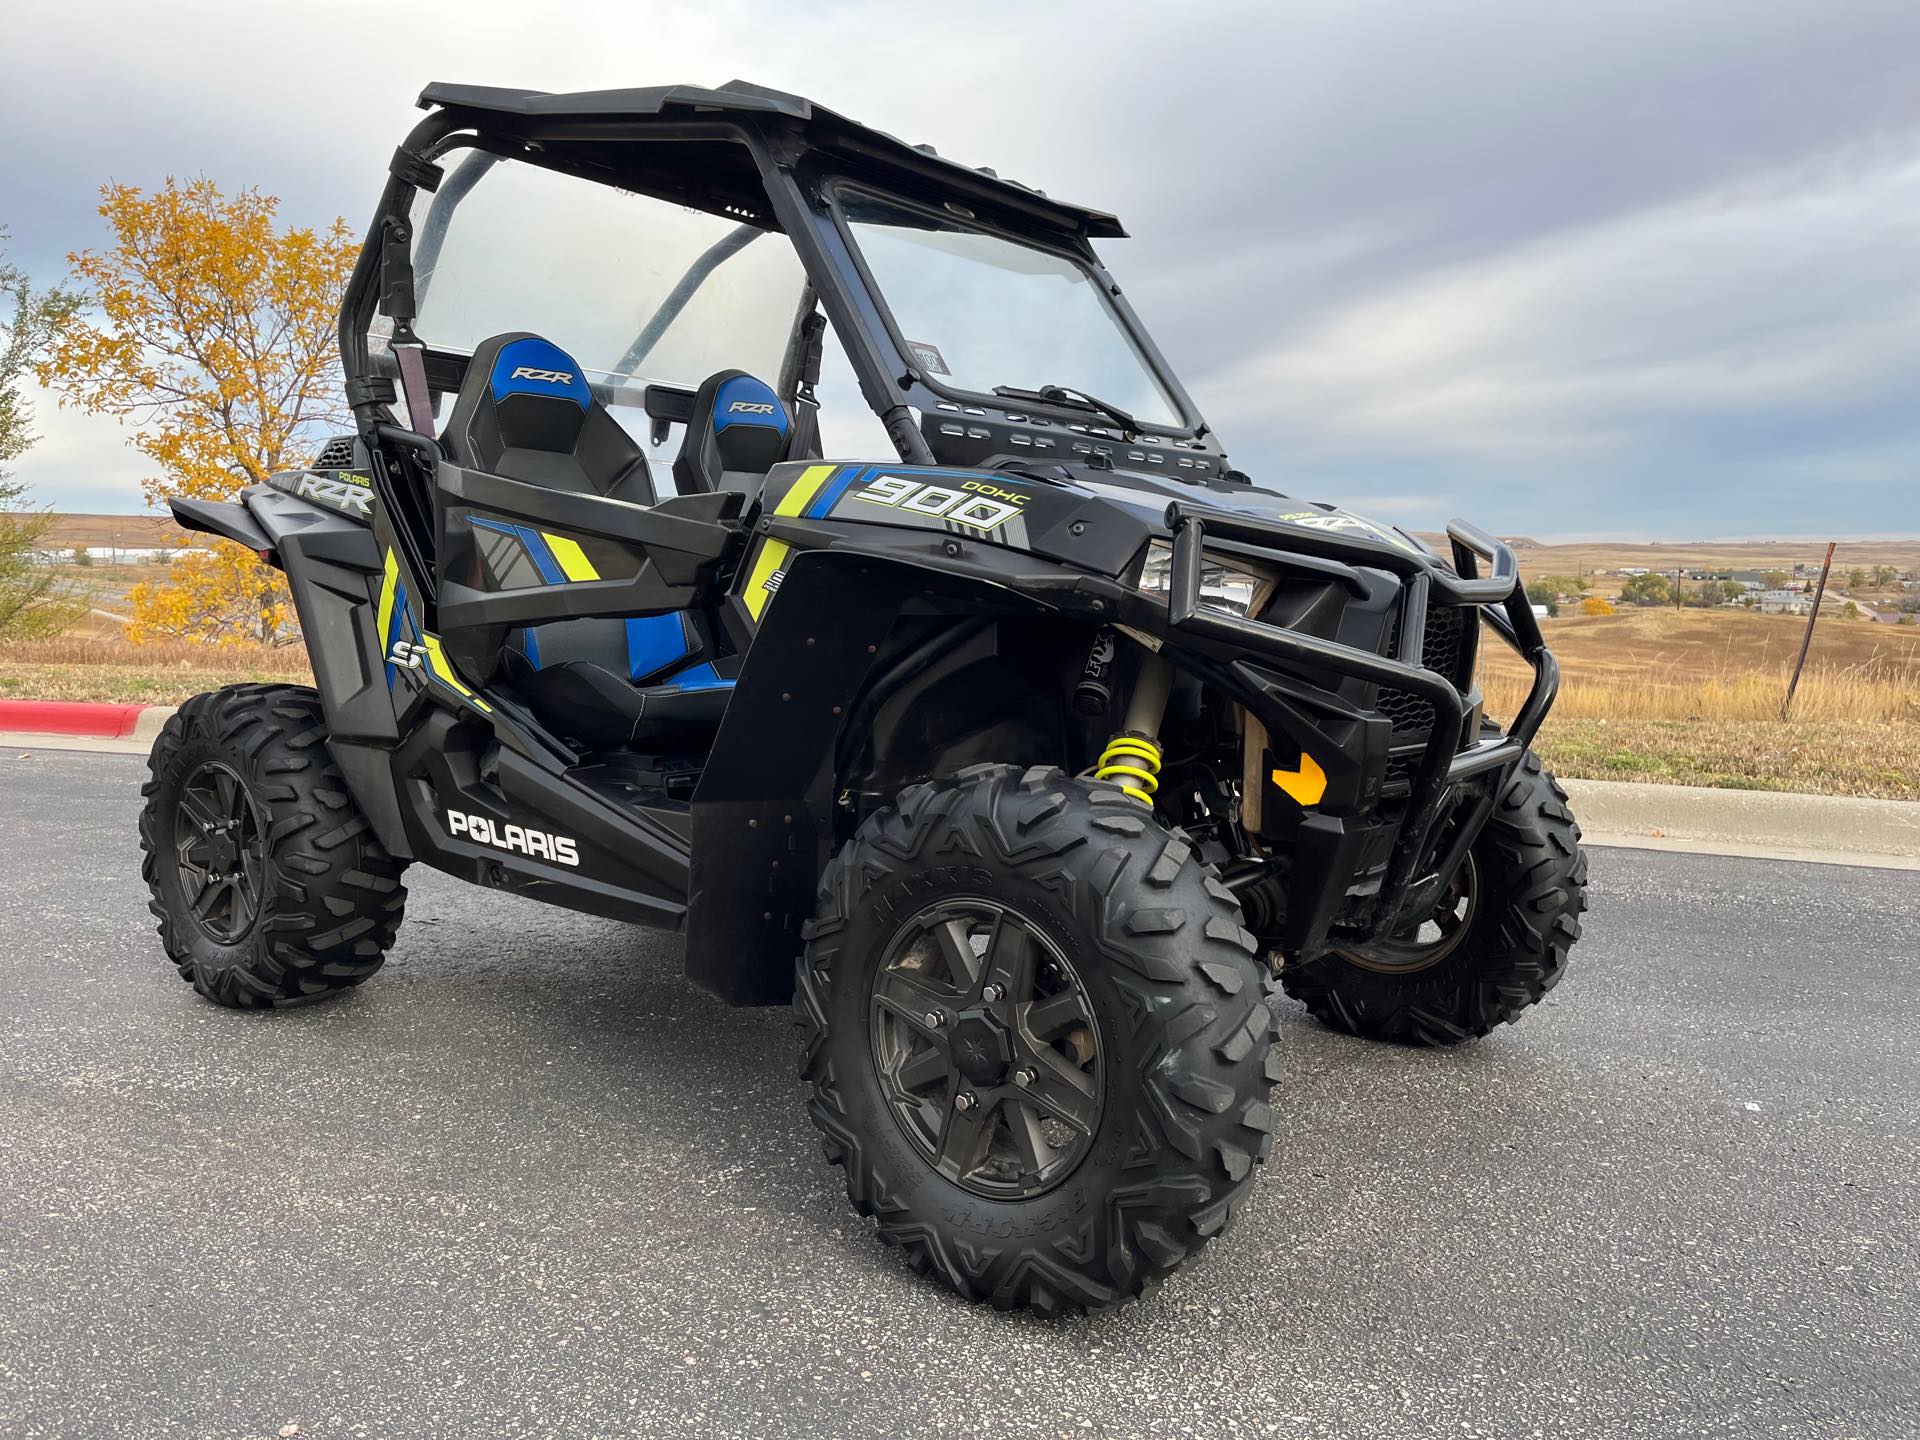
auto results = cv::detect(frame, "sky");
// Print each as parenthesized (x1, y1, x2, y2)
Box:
(2, 0, 1917, 540)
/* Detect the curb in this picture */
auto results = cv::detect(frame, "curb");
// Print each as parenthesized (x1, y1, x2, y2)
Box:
(1562, 778, 1920, 872)
(1, 704, 176, 757)
(0, 699, 151, 738)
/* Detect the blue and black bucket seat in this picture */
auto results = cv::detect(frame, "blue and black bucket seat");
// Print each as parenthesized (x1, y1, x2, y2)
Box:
(439, 332, 791, 751)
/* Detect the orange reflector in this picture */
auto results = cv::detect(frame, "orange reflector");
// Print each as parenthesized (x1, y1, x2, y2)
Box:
(1270, 751, 1327, 807)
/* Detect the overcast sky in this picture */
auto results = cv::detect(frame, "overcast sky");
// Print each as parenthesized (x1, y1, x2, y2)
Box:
(4, 0, 1917, 539)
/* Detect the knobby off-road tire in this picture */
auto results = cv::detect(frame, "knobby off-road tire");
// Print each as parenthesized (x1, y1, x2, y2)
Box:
(1282, 748, 1587, 1046)
(795, 764, 1280, 1314)
(140, 684, 407, 1008)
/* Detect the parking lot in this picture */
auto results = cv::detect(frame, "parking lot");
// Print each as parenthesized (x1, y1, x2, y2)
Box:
(2, 748, 1915, 1438)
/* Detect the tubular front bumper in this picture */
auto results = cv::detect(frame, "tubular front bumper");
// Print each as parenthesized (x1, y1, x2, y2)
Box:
(1160, 502, 1560, 952)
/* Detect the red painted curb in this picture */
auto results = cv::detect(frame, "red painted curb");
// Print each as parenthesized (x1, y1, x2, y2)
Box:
(0, 699, 149, 738)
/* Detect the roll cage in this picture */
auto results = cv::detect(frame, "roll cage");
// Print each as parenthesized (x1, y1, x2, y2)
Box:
(340, 79, 1227, 477)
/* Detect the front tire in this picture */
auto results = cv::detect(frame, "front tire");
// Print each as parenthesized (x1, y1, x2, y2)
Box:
(140, 684, 408, 1009)
(796, 764, 1279, 1314)
(1282, 749, 1587, 1046)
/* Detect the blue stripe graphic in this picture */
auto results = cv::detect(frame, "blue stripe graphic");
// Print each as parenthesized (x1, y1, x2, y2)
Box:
(471, 516, 565, 585)
(805, 465, 871, 519)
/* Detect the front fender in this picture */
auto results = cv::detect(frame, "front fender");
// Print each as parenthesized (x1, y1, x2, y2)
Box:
(685, 545, 1064, 1005)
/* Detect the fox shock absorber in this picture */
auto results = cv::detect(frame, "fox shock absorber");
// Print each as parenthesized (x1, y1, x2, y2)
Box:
(1074, 628, 1119, 715)
(1095, 649, 1173, 806)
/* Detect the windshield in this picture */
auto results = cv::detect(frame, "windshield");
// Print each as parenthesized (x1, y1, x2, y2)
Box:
(394, 147, 808, 392)
(839, 190, 1183, 429)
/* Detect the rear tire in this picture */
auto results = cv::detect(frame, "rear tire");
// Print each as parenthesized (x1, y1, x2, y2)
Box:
(1282, 749, 1587, 1046)
(140, 684, 407, 1009)
(796, 764, 1280, 1314)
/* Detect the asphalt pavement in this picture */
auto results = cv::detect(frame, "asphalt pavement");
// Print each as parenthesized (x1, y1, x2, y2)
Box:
(2, 748, 1915, 1439)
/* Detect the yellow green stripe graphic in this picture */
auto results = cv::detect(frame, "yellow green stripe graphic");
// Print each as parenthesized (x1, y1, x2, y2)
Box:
(773, 464, 836, 518)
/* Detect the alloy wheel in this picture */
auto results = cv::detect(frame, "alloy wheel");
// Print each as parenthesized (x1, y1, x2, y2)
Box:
(173, 760, 266, 945)
(869, 899, 1103, 1199)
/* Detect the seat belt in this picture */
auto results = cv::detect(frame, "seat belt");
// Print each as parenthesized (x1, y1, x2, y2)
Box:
(787, 311, 825, 461)
(393, 340, 436, 437)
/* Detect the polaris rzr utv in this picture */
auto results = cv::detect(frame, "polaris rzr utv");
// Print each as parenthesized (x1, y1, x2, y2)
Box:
(147, 80, 1586, 1313)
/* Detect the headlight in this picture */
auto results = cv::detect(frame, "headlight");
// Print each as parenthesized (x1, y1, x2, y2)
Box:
(1135, 540, 1267, 620)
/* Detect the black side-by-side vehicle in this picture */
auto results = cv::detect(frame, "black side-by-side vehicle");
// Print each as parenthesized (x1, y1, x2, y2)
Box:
(148, 80, 1588, 1313)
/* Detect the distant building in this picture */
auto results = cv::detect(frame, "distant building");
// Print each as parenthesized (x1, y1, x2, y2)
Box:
(1757, 590, 1812, 615)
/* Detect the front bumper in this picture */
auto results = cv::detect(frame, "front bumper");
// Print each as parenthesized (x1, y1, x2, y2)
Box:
(1159, 502, 1560, 955)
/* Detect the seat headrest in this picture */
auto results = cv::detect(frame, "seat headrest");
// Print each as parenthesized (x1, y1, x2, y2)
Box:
(482, 334, 592, 452)
(441, 332, 651, 503)
(673, 370, 791, 495)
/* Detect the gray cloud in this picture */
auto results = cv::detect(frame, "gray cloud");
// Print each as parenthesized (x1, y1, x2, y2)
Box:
(3, 0, 1917, 536)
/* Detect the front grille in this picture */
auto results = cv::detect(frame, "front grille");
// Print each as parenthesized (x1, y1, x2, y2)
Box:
(1376, 687, 1436, 733)
(1377, 607, 1473, 736)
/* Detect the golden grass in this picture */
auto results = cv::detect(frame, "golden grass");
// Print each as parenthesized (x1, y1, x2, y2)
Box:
(0, 636, 310, 705)
(1478, 609, 1918, 799)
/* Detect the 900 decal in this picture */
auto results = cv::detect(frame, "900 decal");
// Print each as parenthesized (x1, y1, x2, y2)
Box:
(851, 475, 1027, 532)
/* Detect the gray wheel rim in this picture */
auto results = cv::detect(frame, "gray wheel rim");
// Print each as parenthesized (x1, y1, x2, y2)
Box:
(173, 760, 266, 945)
(869, 898, 1104, 1199)
(1338, 852, 1480, 975)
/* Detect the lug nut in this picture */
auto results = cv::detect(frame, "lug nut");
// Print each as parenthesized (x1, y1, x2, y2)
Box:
(1014, 1067, 1035, 1088)
(982, 984, 1005, 1002)
(954, 1092, 976, 1112)
(924, 1011, 944, 1029)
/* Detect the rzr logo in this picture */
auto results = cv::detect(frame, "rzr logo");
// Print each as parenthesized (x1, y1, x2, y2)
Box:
(295, 471, 372, 517)
(446, 810, 580, 867)
(509, 366, 575, 386)
(727, 400, 777, 415)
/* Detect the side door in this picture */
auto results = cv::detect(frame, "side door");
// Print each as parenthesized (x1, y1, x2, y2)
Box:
(432, 459, 742, 679)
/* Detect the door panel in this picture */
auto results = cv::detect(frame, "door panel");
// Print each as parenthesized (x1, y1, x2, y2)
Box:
(434, 462, 739, 638)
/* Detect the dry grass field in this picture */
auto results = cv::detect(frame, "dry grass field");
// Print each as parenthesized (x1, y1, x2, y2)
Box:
(1480, 608, 1919, 798)
(1502, 535, 1920, 576)
(0, 636, 311, 705)
(35, 513, 194, 552)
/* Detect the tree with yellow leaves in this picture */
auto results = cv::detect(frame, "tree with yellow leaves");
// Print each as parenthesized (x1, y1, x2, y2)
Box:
(38, 179, 357, 645)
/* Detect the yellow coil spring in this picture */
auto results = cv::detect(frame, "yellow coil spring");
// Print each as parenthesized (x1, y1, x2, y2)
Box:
(1095, 733, 1164, 806)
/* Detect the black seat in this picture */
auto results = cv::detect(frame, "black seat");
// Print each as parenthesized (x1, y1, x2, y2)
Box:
(672, 369, 791, 498)
(443, 332, 655, 504)
(441, 333, 732, 751)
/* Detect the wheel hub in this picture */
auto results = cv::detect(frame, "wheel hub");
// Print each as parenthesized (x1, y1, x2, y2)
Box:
(868, 898, 1104, 1200)
(1338, 851, 1480, 975)
(948, 1011, 1013, 1087)
(173, 759, 265, 946)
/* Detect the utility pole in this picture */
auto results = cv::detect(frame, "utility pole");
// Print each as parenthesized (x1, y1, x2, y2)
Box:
(1782, 542, 1837, 720)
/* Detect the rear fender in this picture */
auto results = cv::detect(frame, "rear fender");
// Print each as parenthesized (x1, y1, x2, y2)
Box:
(170, 496, 276, 558)
(185, 485, 414, 856)
(685, 546, 1063, 1005)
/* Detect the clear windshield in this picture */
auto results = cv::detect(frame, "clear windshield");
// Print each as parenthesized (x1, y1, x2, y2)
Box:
(395, 147, 808, 392)
(839, 190, 1183, 429)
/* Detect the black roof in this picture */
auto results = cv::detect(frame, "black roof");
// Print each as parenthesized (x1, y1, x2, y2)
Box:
(417, 79, 1126, 240)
